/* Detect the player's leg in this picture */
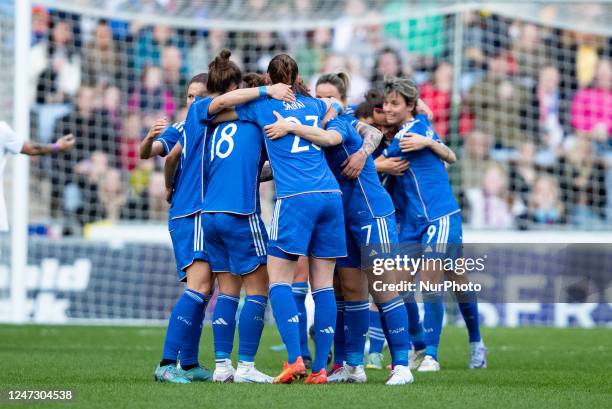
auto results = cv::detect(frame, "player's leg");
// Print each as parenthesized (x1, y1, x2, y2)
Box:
(235, 265, 273, 383)
(157, 214, 212, 383)
(444, 214, 487, 369)
(418, 215, 457, 372)
(331, 272, 346, 373)
(307, 257, 337, 384)
(212, 272, 241, 382)
(366, 303, 386, 369)
(330, 266, 368, 383)
(267, 196, 312, 383)
(305, 192, 347, 384)
(292, 256, 311, 367)
(180, 260, 215, 381)
(448, 270, 487, 368)
(367, 214, 413, 385)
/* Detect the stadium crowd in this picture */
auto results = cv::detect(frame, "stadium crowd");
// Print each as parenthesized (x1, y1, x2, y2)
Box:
(27, 4, 611, 234)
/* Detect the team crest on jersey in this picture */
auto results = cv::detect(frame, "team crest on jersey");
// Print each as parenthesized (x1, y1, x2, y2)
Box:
(426, 128, 434, 138)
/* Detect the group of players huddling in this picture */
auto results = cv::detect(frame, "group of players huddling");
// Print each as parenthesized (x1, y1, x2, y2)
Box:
(139, 49, 487, 385)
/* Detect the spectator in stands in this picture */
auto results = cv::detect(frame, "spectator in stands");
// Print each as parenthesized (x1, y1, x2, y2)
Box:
(161, 45, 187, 110)
(128, 65, 176, 119)
(528, 174, 565, 225)
(72, 151, 110, 225)
(295, 28, 332, 80)
(187, 29, 229, 77)
(147, 171, 169, 221)
(32, 17, 81, 105)
(461, 130, 493, 190)
(468, 50, 531, 149)
(508, 142, 537, 228)
(82, 19, 124, 88)
(571, 58, 611, 145)
(98, 168, 127, 222)
(419, 61, 472, 140)
(511, 23, 549, 88)
(465, 163, 514, 229)
(370, 47, 403, 89)
(135, 25, 184, 75)
(556, 137, 607, 226)
(31, 6, 50, 46)
(241, 31, 287, 72)
(51, 86, 117, 216)
(530, 65, 567, 154)
(103, 85, 122, 134)
(119, 113, 144, 172)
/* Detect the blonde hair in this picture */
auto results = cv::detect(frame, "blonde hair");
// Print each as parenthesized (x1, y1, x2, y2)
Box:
(316, 71, 351, 102)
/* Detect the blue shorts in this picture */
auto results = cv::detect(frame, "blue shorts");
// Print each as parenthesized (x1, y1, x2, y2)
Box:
(399, 212, 463, 259)
(168, 213, 209, 281)
(203, 212, 268, 275)
(268, 192, 346, 260)
(337, 213, 398, 269)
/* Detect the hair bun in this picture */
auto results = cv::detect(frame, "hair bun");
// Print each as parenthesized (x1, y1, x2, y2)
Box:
(219, 49, 232, 61)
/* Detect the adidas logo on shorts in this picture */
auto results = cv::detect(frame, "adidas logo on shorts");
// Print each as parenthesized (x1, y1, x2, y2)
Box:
(287, 315, 299, 323)
(319, 326, 335, 334)
(213, 318, 229, 326)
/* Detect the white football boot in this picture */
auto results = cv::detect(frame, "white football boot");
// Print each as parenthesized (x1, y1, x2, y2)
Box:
(385, 365, 414, 385)
(409, 348, 426, 370)
(327, 365, 350, 383)
(417, 355, 440, 372)
(346, 365, 367, 383)
(213, 358, 235, 382)
(234, 361, 273, 383)
(469, 340, 488, 369)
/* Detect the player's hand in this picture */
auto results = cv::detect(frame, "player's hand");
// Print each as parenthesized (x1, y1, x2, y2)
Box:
(417, 99, 434, 120)
(267, 83, 295, 103)
(264, 111, 293, 140)
(146, 118, 168, 139)
(399, 133, 433, 152)
(341, 148, 367, 179)
(56, 134, 75, 152)
(165, 187, 173, 204)
(377, 157, 409, 176)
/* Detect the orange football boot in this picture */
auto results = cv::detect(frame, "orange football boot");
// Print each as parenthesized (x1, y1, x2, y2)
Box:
(304, 369, 328, 384)
(273, 356, 306, 384)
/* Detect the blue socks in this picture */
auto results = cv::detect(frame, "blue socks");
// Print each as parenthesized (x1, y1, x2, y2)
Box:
(423, 291, 444, 360)
(459, 291, 480, 342)
(312, 287, 336, 373)
(344, 300, 369, 367)
(376, 296, 410, 367)
(333, 296, 346, 366)
(292, 282, 311, 359)
(162, 288, 208, 364)
(402, 292, 426, 351)
(368, 309, 385, 354)
(212, 293, 239, 360)
(270, 283, 302, 364)
(238, 295, 268, 362)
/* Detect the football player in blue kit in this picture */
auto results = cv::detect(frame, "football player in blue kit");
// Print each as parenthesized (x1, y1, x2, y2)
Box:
(145, 73, 210, 384)
(264, 71, 418, 385)
(199, 52, 272, 384)
(381, 77, 487, 372)
(212, 54, 347, 384)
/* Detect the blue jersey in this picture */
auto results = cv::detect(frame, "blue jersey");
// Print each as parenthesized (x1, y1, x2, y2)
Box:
(383, 114, 459, 223)
(202, 120, 265, 214)
(324, 114, 394, 219)
(169, 97, 212, 220)
(236, 94, 340, 198)
(156, 121, 183, 155)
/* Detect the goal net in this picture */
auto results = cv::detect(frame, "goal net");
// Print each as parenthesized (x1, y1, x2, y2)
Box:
(1, 0, 611, 325)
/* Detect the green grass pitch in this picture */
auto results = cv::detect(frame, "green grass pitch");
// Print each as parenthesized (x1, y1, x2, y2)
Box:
(2, 325, 611, 408)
